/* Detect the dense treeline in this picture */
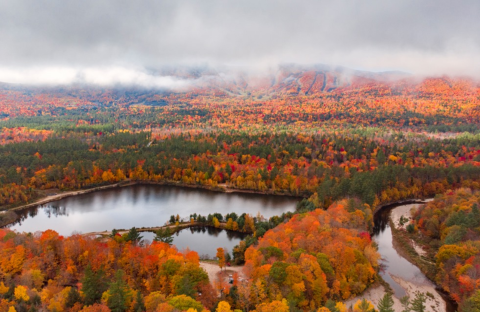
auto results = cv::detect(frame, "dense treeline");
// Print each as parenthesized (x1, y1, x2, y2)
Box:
(0, 229, 216, 312)
(0, 210, 429, 312)
(237, 199, 377, 311)
(0, 72, 479, 311)
(1, 73, 480, 131)
(2, 129, 480, 209)
(411, 189, 480, 311)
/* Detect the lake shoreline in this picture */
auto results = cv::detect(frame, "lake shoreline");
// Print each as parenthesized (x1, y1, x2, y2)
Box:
(2, 179, 302, 214)
(3, 181, 456, 309)
(84, 222, 253, 237)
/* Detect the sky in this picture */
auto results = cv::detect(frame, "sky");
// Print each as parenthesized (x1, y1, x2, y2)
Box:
(0, 0, 479, 86)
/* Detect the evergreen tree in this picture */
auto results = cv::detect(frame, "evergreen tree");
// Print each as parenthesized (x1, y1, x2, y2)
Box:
(469, 203, 480, 228)
(355, 298, 375, 312)
(411, 292, 426, 312)
(132, 291, 146, 312)
(4, 285, 14, 300)
(400, 296, 411, 312)
(65, 287, 82, 308)
(82, 265, 108, 306)
(125, 227, 143, 245)
(376, 149, 386, 165)
(109, 229, 119, 238)
(107, 270, 130, 312)
(325, 299, 339, 312)
(154, 227, 173, 245)
(377, 293, 395, 312)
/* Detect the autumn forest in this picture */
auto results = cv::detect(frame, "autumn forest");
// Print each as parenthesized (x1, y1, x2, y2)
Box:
(0, 67, 480, 312)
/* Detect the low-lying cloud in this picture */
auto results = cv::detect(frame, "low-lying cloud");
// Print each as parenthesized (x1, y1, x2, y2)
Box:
(0, 0, 479, 85)
(0, 66, 193, 89)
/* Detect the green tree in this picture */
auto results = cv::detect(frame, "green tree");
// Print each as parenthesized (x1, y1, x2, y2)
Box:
(168, 295, 203, 312)
(411, 292, 426, 312)
(400, 296, 411, 312)
(133, 291, 146, 312)
(377, 293, 394, 312)
(269, 262, 290, 284)
(355, 298, 376, 312)
(325, 299, 339, 312)
(176, 275, 195, 298)
(107, 270, 130, 312)
(82, 265, 108, 306)
(376, 149, 386, 165)
(109, 229, 119, 238)
(154, 227, 173, 245)
(65, 287, 82, 308)
(125, 227, 143, 245)
(461, 289, 480, 312)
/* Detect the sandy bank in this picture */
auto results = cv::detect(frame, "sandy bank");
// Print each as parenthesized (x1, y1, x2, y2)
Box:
(200, 262, 244, 286)
(390, 201, 434, 257)
(344, 276, 446, 312)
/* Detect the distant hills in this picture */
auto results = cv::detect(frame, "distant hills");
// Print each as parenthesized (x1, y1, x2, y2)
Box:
(0, 64, 478, 100)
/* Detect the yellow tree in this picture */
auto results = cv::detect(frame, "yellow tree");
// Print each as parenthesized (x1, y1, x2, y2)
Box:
(255, 299, 289, 312)
(336, 302, 347, 312)
(0, 283, 9, 295)
(216, 301, 232, 312)
(225, 218, 233, 230)
(353, 298, 375, 312)
(14, 285, 29, 302)
(217, 248, 226, 271)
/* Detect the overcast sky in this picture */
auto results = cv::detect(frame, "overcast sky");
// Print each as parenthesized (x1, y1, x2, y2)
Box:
(0, 0, 479, 86)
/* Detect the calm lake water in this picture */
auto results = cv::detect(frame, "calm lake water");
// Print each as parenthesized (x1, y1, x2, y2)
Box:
(142, 226, 247, 258)
(9, 184, 297, 235)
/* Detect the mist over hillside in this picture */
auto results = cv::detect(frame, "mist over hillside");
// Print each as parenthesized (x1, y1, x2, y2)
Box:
(2, 63, 476, 99)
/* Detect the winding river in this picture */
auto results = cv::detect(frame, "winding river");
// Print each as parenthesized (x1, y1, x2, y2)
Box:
(7, 185, 455, 310)
(373, 202, 456, 312)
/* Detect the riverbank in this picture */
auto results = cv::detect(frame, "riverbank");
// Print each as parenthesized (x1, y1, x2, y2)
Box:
(373, 198, 429, 214)
(344, 278, 446, 312)
(389, 207, 437, 281)
(386, 202, 455, 312)
(2, 181, 456, 310)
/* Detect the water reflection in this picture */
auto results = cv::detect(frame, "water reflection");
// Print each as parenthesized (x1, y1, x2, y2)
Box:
(141, 226, 247, 258)
(373, 202, 432, 298)
(9, 185, 297, 236)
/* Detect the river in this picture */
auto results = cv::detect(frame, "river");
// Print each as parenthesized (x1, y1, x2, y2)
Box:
(7, 185, 455, 309)
(372, 202, 456, 312)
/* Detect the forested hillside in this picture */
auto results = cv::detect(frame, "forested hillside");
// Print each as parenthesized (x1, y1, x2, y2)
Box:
(411, 189, 480, 310)
(0, 70, 480, 311)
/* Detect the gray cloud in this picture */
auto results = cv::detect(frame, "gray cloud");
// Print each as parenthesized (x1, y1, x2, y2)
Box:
(0, 0, 479, 85)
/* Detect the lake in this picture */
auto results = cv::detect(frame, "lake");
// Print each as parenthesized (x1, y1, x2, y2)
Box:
(142, 226, 248, 259)
(9, 184, 298, 254)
